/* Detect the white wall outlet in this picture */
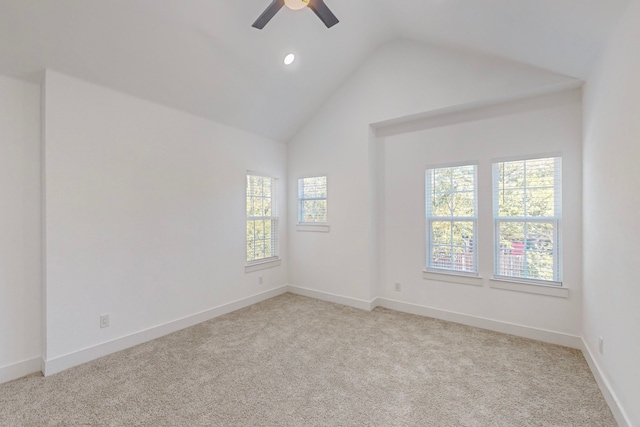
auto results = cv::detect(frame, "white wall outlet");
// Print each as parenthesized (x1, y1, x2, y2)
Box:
(258, 276, 263, 285)
(598, 337, 604, 355)
(394, 282, 401, 292)
(100, 314, 110, 329)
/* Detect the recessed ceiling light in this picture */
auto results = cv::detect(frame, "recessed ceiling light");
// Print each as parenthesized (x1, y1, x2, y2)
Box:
(284, 53, 295, 65)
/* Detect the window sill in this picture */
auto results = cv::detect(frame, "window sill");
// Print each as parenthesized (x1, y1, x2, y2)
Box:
(245, 258, 282, 273)
(489, 277, 568, 298)
(296, 223, 330, 233)
(422, 270, 483, 287)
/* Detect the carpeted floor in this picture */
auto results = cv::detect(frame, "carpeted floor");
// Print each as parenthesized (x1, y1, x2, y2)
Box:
(0, 293, 615, 426)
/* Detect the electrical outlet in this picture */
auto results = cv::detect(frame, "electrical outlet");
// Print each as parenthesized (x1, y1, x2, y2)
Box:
(258, 276, 263, 285)
(100, 314, 110, 329)
(394, 282, 401, 292)
(598, 337, 604, 355)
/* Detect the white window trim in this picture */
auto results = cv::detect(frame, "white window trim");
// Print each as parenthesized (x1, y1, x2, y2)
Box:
(245, 257, 282, 273)
(489, 277, 569, 298)
(296, 223, 330, 233)
(425, 162, 479, 275)
(246, 172, 280, 267)
(297, 174, 329, 226)
(491, 156, 563, 285)
(423, 270, 483, 287)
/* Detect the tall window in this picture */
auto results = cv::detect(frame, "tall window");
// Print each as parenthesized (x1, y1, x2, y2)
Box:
(493, 157, 562, 283)
(426, 164, 477, 273)
(246, 174, 278, 263)
(298, 176, 328, 223)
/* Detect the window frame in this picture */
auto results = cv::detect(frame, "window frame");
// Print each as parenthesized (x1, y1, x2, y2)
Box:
(297, 175, 328, 225)
(246, 172, 279, 266)
(425, 162, 479, 275)
(491, 154, 563, 286)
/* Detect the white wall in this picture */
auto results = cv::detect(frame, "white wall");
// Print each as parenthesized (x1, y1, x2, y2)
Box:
(288, 40, 578, 305)
(583, 0, 640, 424)
(43, 70, 287, 364)
(0, 74, 41, 379)
(379, 89, 582, 336)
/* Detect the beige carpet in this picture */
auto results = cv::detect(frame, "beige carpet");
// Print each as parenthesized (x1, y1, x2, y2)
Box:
(0, 293, 615, 426)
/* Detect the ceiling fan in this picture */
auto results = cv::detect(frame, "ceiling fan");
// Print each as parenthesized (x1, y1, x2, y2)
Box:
(252, 0, 339, 29)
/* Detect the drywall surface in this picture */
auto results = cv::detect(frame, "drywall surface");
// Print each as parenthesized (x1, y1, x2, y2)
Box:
(288, 40, 578, 303)
(0, 74, 41, 371)
(583, 0, 640, 424)
(380, 90, 582, 335)
(43, 70, 287, 361)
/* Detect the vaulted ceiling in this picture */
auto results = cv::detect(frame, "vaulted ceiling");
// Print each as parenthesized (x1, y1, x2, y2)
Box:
(0, 0, 630, 141)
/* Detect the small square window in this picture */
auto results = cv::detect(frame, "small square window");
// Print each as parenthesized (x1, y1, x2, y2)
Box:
(298, 176, 328, 224)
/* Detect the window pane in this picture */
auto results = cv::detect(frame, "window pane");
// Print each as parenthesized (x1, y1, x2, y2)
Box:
(246, 241, 255, 262)
(255, 241, 266, 260)
(252, 176, 263, 196)
(498, 221, 525, 249)
(246, 198, 252, 216)
(263, 179, 272, 197)
(247, 174, 278, 262)
(493, 157, 561, 282)
(433, 168, 451, 193)
(263, 197, 272, 217)
(526, 188, 554, 217)
(298, 176, 327, 223)
(452, 166, 474, 191)
(526, 251, 554, 281)
(497, 221, 525, 278)
(432, 221, 452, 245)
(426, 164, 477, 273)
(526, 158, 554, 187)
(452, 191, 474, 217)
(432, 194, 452, 217)
(265, 233, 274, 258)
(302, 176, 327, 198)
(498, 189, 525, 217)
(302, 200, 315, 222)
(500, 161, 525, 188)
(314, 200, 327, 222)
(497, 220, 557, 281)
(526, 222, 555, 251)
(247, 220, 255, 241)
(452, 221, 474, 246)
(431, 245, 453, 269)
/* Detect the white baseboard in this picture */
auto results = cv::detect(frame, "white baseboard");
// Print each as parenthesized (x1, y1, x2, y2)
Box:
(581, 338, 631, 427)
(0, 357, 41, 384)
(43, 286, 289, 376)
(375, 298, 582, 349)
(286, 285, 377, 311)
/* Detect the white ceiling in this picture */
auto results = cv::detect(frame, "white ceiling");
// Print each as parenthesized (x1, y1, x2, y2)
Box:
(0, 0, 630, 141)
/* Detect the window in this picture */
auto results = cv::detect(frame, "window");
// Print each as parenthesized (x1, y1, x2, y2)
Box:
(493, 156, 562, 283)
(298, 176, 327, 223)
(425, 164, 477, 273)
(246, 174, 278, 264)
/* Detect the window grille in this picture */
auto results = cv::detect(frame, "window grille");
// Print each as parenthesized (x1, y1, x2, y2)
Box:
(298, 176, 328, 223)
(246, 174, 278, 263)
(492, 157, 562, 283)
(426, 164, 478, 273)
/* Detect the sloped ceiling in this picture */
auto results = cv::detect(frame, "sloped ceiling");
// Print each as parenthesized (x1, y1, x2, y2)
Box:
(0, 0, 630, 141)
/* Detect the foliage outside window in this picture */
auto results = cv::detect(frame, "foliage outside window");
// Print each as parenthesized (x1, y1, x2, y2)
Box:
(493, 157, 562, 283)
(298, 176, 328, 223)
(426, 164, 478, 273)
(246, 174, 278, 263)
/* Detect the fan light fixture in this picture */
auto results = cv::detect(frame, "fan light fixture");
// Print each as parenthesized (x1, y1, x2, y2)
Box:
(252, 0, 339, 30)
(284, 0, 308, 11)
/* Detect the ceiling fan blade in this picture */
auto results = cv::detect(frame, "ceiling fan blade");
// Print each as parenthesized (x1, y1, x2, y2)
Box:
(252, 0, 285, 29)
(308, 0, 339, 28)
